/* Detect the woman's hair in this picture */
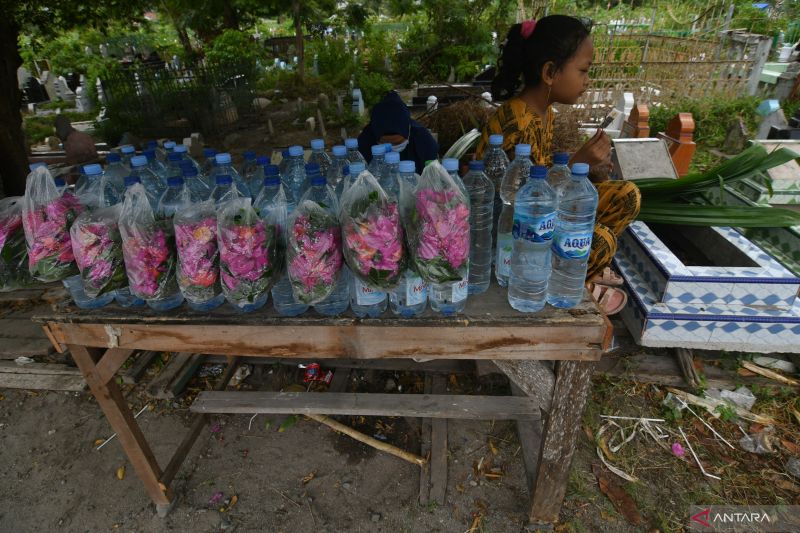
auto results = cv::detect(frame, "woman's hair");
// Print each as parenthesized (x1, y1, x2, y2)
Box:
(491, 15, 591, 101)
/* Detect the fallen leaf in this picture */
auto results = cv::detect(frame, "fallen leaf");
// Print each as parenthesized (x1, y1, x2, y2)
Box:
(583, 425, 594, 441)
(598, 436, 613, 459)
(781, 439, 800, 455)
(455, 483, 465, 493)
(488, 439, 498, 456)
(776, 480, 800, 493)
(228, 494, 238, 510)
(278, 415, 298, 433)
(737, 368, 757, 377)
(301, 471, 316, 484)
(749, 423, 765, 434)
(94, 438, 105, 447)
(116, 466, 125, 480)
(592, 465, 643, 526)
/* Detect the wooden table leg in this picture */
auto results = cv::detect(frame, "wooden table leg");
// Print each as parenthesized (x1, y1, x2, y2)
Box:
(528, 360, 595, 525)
(69, 345, 174, 513)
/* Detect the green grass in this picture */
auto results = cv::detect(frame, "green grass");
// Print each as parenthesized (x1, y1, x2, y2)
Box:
(23, 110, 97, 145)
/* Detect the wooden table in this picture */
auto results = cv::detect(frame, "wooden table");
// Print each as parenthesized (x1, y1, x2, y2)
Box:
(36, 283, 610, 525)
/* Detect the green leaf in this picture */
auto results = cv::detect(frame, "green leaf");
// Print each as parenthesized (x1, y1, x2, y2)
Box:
(636, 203, 800, 227)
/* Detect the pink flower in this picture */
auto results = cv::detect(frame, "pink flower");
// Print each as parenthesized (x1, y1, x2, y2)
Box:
(671, 442, 685, 457)
(23, 192, 83, 280)
(176, 218, 219, 290)
(288, 209, 343, 303)
(412, 188, 469, 272)
(122, 227, 174, 299)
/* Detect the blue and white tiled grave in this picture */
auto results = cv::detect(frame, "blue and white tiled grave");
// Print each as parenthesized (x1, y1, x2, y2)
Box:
(616, 221, 800, 353)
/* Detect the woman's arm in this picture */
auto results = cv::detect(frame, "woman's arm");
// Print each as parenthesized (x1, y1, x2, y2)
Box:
(569, 129, 612, 177)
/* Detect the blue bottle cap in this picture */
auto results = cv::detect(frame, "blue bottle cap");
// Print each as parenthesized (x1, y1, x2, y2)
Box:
(145, 140, 158, 150)
(29, 162, 48, 171)
(163, 141, 176, 149)
(442, 158, 459, 172)
(342, 165, 349, 176)
(83, 163, 103, 176)
(167, 176, 184, 187)
(530, 165, 548, 179)
(489, 134, 503, 146)
(345, 138, 359, 149)
(256, 156, 270, 166)
(120, 145, 135, 154)
(332, 145, 346, 157)
(399, 161, 416, 173)
(371, 145, 385, 156)
(571, 163, 590, 176)
(54, 177, 66, 187)
(124, 175, 141, 187)
(130, 155, 148, 168)
(383, 143, 393, 153)
(178, 159, 194, 169)
(167, 153, 182, 162)
(265, 164, 280, 177)
(515, 144, 532, 156)
(310, 139, 325, 150)
(106, 152, 121, 163)
(143, 149, 156, 160)
(203, 148, 217, 158)
(468, 160, 485, 171)
(288, 145, 304, 157)
(183, 166, 198, 177)
(311, 175, 326, 186)
(263, 175, 280, 187)
(305, 163, 321, 176)
(173, 144, 188, 153)
(282, 149, 290, 157)
(215, 153, 232, 165)
(553, 152, 570, 165)
(243, 150, 256, 160)
(385, 152, 400, 164)
(349, 162, 365, 175)
(216, 174, 233, 185)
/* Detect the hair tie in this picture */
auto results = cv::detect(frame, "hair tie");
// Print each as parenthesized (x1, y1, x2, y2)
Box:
(521, 19, 537, 39)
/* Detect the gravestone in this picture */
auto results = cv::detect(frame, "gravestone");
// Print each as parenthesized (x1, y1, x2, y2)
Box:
(756, 105, 788, 140)
(611, 138, 679, 181)
(95, 78, 107, 105)
(55, 76, 76, 102)
(723, 118, 749, 153)
(352, 88, 365, 116)
(40, 71, 58, 101)
(17, 67, 31, 89)
(75, 75, 93, 112)
(24, 77, 48, 104)
(427, 95, 438, 112)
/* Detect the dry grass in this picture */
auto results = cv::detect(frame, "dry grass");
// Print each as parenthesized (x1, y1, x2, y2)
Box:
(416, 99, 495, 156)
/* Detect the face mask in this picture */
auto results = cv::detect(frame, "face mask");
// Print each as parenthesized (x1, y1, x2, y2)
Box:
(392, 139, 409, 153)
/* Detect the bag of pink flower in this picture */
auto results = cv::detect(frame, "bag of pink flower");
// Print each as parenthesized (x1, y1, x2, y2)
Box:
(0, 197, 36, 291)
(287, 199, 343, 304)
(339, 168, 406, 289)
(70, 205, 127, 298)
(400, 161, 470, 284)
(217, 197, 281, 312)
(174, 200, 225, 310)
(21, 165, 83, 282)
(119, 183, 181, 304)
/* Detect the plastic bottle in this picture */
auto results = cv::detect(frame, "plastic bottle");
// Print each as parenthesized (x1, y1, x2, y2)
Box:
(103, 152, 128, 193)
(277, 148, 291, 175)
(120, 144, 136, 165)
(157, 175, 190, 218)
(547, 163, 598, 308)
(211, 174, 239, 207)
(495, 144, 532, 287)
(546, 152, 571, 197)
(129, 155, 165, 208)
(159, 140, 176, 162)
(165, 152, 184, 182)
(389, 269, 428, 317)
(181, 165, 210, 202)
(351, 275, 387, 318)
(327, 145, 349, 195)
(463, 160, 495, 294)
(240, 150, 257, 178)
(368, 144, 387, 181)
(142, 149, 168, 184)
(345, 138, 365, 163)
(339, 161, 364, 200)
(53, 176, 68, 196)
(246, 156, 270, 199)
(299, 168, 338, 216)
(212, 153, 250, 198)
(78, 163, 120, 208)
(309, 139, 332, 178)
(173, 144, 200, 172)
(314, 267, 351, 317)
(282, 145, 307, 202)
(255, 165, 295, 216)
(398, 160, 419, 190)
(201, 148, 217, 177)
(443, 158, 468, 198)
(508, 165, 556, 312)
(482, 134, 509, 251)
(271, 274, 309, 316)
(429, 277, 468, 316)
(381, 151, 401, 198)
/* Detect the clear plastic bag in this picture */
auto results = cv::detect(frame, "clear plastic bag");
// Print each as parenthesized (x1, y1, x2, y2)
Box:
(218, 197, 281, 309)
(174, 200, 222, 305)
(70, 204, 126, 298)
(119, 183, 179, 300)
(400, 161, 470, 283)
(286, 199, 343, 304)
(0, 197, 36, 291)
(22, 166, 83, 282)
(340, 169, 406, 290)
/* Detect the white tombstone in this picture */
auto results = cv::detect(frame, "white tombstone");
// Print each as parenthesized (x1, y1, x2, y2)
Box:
(352, 88, 365, 116)
(17, 67, 32, 89)
(40, 71, 58, 101)
(75, 87, 93, 112)
(95, 77, 107, 105)
(55, 76, 76, 102)
(99, 43, 109, 58)
(427, 95, 438, 112)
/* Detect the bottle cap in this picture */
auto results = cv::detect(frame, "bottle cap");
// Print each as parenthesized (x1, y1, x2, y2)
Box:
(310, 176, 326, 186)
(83, 164, 103, 176)
(332, 145, 346, 157)
(243, 150, 256, 160)
(183, 166, 198, 177)
(530, 165, 547, 179)
(265, 164, 280, 177)
(515, 144, 532, 156)
(143, 149, 156, 160)
(203, 148, 217, 158)
(215, 153, 232, 165)
(571, 163, 590, 176)
(145, 140, 158, 150)
(167, 153, 182, 162)
(371, 145, 385, 156)
(256, 156, 270, 165)
(385, 152, 400, 164)
(383, 143, 393, 153)
(178, 159, 194, 169)
(167, 176, 184, 187)
(215, 174, 233, 185)
(310, 139, 325, 150)
(442, 158, 459, 172)
(124, 175, 141, 187)
(305, 163, 321, 176)
(553, 152, 570, 165)
(130, 155, 148, 168)
(28, 162, 48, 171)
(399, 161, 415, 173)
(163, 141, 176, 150)
(345, 138, 359, 149)
(468, 160, 485, 171)
(106, 152, 121, 163)
(263, 175, 280, 187)
(288, 145, 304, 157)
(120, 145, 135, 154)
(489, 134, 503, 146)
(173, 145, 188, 154)
(54, 177, 65, 187)
(349, 162, 365, 175)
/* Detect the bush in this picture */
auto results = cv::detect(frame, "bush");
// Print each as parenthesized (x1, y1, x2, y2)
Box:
(354, 71, 393, 107)
(648, 96, 761, 148)
(205, 29, 262, 71)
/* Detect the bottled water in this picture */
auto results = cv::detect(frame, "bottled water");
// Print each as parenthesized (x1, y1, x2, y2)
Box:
(351, 275, 387, 317)
(115, 286, 145, 307)
(368, 145, 387, 181)
(212, 153, 250, 198)
(339, 161, 364, 200)
(77, 163, 120, 208)
(345, 138, 365, 163)
(309, 139, 332, 178)
(255, 165, 295, 215)
(547, 163, 598, 308)
(201, 148, 217, 177)
(272, 274, 308, 316)
(246, 156, 269, 199)
(120, 144, 136, 165)
(158, 176, 190, 218)
(129, 155, 165, 206)
(398, 160, 419, 190)
(211, 174, 240, 207)
(103, 152, 128, 193)
(463, 160, 495, 294)
(277, 148, 291, 175)
(240, 150, 257, 177)
(53, 176, 68, 196)
(495, 144, 532, 287)
(299, 168, 338, 215)
(142, 149, 168, 183)
(443, 158, 469, 200)
(508, 166, 556, 312)
(327, 145, 349, 195)
(482, 134, 509, 253)
(546, 152, 571, 197)
(389, 270, 428, 317)
(380, 151, 400, 198)
(282, 145, 306, 201)
(429, 277, 468, 316)
(165, 152, 183, 182)
(182, 165, 211, 202)
(173, 144, 200, 172)
(314, 267, 351, 316)
(159, 140, 176, 162)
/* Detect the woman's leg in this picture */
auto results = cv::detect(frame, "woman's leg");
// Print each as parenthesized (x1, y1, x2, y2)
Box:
(587, 223, 617, 280)
(595, 181, 641, 237)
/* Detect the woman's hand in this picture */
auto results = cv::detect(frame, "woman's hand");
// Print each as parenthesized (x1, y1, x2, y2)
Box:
(570, 129, 612, 173)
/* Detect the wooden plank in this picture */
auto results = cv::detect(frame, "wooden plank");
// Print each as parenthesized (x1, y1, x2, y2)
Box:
(0, 361, 80, 375)
(47, 322, 605, 361)
(0, 337, 55, 358)
(205, 356, 476, 374)
(429, 375, 448, 506)
(674, 348, 700, 388)
(418, 375, 432, 506)
(147, 353, 194, 400)
(327, 367, 351, 393)
(191, 391, 543, 420)
(493, 360, 555, 413)
(95, 349, 136, 385)
(529, 360, 595, 524)
(0, 372, 86, 391)
(167, 354, 205, 398)
(121, 351, 160, 385)
(511, 384, 543, 493)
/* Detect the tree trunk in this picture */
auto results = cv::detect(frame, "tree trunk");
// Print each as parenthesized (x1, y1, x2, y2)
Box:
(293, 1, 305, 81)
(0, 18, 28, 197)
(222, 2, 239, 30)
(175, 26, 194, 59)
